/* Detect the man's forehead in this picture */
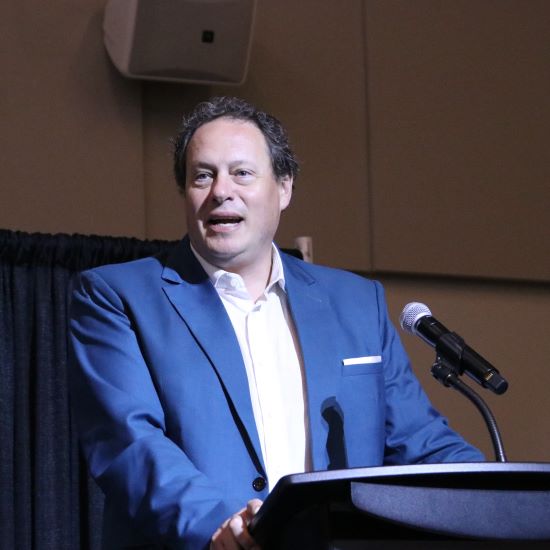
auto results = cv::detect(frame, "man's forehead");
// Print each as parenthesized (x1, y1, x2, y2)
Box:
(186, 118, 270, 161)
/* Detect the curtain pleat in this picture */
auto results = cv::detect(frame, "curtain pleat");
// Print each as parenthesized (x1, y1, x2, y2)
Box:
(0, 230, 178, 549)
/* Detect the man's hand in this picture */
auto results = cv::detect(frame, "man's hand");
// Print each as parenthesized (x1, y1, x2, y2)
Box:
(210, 499, 263, 549)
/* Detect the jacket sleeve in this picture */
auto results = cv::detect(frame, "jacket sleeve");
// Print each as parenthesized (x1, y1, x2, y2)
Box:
(68, 270, 240, 549)
(373, 282, 486, 464)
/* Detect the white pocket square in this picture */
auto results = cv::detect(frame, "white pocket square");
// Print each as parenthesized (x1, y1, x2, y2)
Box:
(342, 355, 382, 366)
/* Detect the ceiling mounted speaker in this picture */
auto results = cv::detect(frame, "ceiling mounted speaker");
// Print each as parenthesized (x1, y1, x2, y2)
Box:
(103, 0, 257, 85)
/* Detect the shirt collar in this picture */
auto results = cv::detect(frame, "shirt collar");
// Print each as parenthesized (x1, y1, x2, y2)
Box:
(190, 243, 286, 297)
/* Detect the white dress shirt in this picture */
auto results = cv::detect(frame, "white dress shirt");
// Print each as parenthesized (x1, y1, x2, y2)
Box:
(191, 245, 311, 489)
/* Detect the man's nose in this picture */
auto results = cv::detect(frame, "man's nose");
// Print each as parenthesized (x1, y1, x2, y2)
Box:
(210, 174, 233, 203)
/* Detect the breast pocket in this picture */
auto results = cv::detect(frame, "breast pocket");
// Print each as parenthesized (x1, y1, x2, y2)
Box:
(341, 355, 383, 376)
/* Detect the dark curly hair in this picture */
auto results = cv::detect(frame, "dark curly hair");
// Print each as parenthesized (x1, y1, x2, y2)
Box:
(173, 96, 299, 193)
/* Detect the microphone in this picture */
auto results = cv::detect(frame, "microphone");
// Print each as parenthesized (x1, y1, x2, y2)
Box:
(399, 302, 508, 395)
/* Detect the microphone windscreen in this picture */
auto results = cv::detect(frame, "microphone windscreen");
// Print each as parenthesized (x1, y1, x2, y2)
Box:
(399, 302, 432, 334)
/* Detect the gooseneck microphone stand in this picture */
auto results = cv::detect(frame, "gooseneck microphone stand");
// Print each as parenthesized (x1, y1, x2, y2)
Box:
(431, 356, 507, 462)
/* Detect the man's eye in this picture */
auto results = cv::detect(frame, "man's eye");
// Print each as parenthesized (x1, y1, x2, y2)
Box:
(235, 169, 252, 178)
(194, 172, 212, 184)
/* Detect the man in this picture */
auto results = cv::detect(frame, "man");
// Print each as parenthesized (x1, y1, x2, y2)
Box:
(69, 96, 483, 550)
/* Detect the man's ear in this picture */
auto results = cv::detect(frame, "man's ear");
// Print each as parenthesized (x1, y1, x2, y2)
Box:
(279, 176, 293, 211)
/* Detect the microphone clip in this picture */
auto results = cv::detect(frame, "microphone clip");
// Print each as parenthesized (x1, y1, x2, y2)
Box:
(435, 332, 467, 377)
(431, 355, 462, 388)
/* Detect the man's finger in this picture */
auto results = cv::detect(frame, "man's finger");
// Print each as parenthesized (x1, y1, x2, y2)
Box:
(246, 498, 263, 517)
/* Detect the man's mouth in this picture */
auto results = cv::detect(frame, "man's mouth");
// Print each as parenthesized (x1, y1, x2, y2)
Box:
(207, 215, 244, 227)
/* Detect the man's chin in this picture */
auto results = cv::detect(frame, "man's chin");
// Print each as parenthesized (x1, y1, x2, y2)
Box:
(197, 244, 246, 269)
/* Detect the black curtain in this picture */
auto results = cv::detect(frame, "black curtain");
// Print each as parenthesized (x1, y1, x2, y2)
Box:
(0, 229, 179, 549)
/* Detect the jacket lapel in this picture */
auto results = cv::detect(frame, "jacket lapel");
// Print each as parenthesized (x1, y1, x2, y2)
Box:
(282, 256, 340, 471)
(160, 238, 266, 475)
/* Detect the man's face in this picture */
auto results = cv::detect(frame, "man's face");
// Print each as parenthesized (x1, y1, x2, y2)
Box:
(184, 117, 292, 274)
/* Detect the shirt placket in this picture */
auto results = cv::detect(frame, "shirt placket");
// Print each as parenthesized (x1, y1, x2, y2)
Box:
(246, 302, 278, 481)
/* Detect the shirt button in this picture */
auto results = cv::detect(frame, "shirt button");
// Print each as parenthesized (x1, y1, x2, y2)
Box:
(252, 476, 266, 492)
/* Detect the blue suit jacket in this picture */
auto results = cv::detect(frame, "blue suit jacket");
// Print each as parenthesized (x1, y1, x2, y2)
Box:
(69, 237, 483, 549)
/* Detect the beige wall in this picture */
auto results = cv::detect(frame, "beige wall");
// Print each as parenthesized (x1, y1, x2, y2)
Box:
(1, 1, 549, 461)
(365, 0, 550, 282)
(1, 1, 145, 238)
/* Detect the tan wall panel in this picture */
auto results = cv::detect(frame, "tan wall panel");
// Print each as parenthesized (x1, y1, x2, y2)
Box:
(0, 1, 144, 237)
(365, 0, 550, 281)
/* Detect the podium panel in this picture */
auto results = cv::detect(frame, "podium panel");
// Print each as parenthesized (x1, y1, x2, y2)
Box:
(249, 463, 550, 549)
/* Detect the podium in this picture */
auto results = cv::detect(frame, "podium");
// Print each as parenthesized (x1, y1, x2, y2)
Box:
(249, 462, 550, 549)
